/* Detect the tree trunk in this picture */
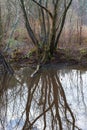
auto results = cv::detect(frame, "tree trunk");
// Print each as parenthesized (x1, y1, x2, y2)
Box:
(0, 2, 3, 43)
(0, 52, 14, 74)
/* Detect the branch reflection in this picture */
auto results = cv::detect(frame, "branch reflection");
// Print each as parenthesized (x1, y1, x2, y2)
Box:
(0, 67, 82, 130)
(23, 69, 80, 130)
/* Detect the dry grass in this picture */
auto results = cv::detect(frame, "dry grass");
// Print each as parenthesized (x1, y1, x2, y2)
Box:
(59, 25, 87, 50)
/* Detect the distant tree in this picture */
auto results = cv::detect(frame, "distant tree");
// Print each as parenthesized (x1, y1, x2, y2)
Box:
(20, 0, 73, 65)
(0, 2, 3, 43)
(0, 0, 20, 49)
(4, 0, 12, 34)
(4, 0, 20, 50)
(77, 0, 87, 44)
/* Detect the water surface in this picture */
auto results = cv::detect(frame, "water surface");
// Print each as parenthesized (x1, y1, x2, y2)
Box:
(0, 65, 87, 130)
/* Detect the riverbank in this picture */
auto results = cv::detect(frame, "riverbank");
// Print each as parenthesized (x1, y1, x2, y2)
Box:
(5, 47, 87, 68)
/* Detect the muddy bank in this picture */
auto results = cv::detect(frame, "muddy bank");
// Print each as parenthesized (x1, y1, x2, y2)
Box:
(4, 48, 87, 68)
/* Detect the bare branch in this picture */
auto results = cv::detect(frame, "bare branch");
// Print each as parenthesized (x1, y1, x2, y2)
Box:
(32, 0, 53, 20)
(55, 0, 73, 48)
(20, 0, 38, 46)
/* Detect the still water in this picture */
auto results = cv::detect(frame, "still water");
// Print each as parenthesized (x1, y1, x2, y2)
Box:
(0, 65, 87, 130)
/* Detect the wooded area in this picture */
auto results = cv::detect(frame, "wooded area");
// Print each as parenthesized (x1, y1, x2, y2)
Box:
(0, 1, 87, 130)
(0, 0, 87, 68)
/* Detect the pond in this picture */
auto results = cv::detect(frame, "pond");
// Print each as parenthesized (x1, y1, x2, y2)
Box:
(0, 64, 87, 130)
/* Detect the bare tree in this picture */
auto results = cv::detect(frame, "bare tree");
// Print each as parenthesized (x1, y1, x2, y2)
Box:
(20, 0, 73, 65)
(5, 0, 20, 50)
(0, 2, 3, 43)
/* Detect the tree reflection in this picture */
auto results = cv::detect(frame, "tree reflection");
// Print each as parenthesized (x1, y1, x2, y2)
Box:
(0, 68, 82, 130)
(22, 69, 80, 130)
(0, 73, 14, 130)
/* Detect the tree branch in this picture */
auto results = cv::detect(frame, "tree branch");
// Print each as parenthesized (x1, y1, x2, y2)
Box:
(20, 0, 38, 46)
(55, 0, 73, 48)
(32, 0, 53, 20)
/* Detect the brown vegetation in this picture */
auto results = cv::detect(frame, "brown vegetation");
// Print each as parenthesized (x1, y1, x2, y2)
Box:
(1, 0, 87, 68)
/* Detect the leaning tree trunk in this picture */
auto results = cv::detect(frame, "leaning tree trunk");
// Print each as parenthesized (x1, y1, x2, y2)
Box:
(0, 52, 14, 74)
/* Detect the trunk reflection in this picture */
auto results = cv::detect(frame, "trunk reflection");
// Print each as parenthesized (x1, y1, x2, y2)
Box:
(0, 67, 83, 130)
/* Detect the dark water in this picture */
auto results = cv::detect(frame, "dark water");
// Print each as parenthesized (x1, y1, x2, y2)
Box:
(0, 65, 87, 130)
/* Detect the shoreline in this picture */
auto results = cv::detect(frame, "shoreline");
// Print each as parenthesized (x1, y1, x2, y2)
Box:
(8, 48, 87, 69)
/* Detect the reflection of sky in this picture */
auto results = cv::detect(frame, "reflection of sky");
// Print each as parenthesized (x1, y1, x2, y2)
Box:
(7, 118, 24, 130)
(59, 69, 87, 130)
(0, 67, 87, 130)
(4, 83, 28, 130)
(2, 81, 40, 130)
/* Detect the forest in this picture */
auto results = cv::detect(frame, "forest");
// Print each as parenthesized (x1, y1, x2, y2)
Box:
(0, 0, 87, 69)
(0, 0, 87, 130)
